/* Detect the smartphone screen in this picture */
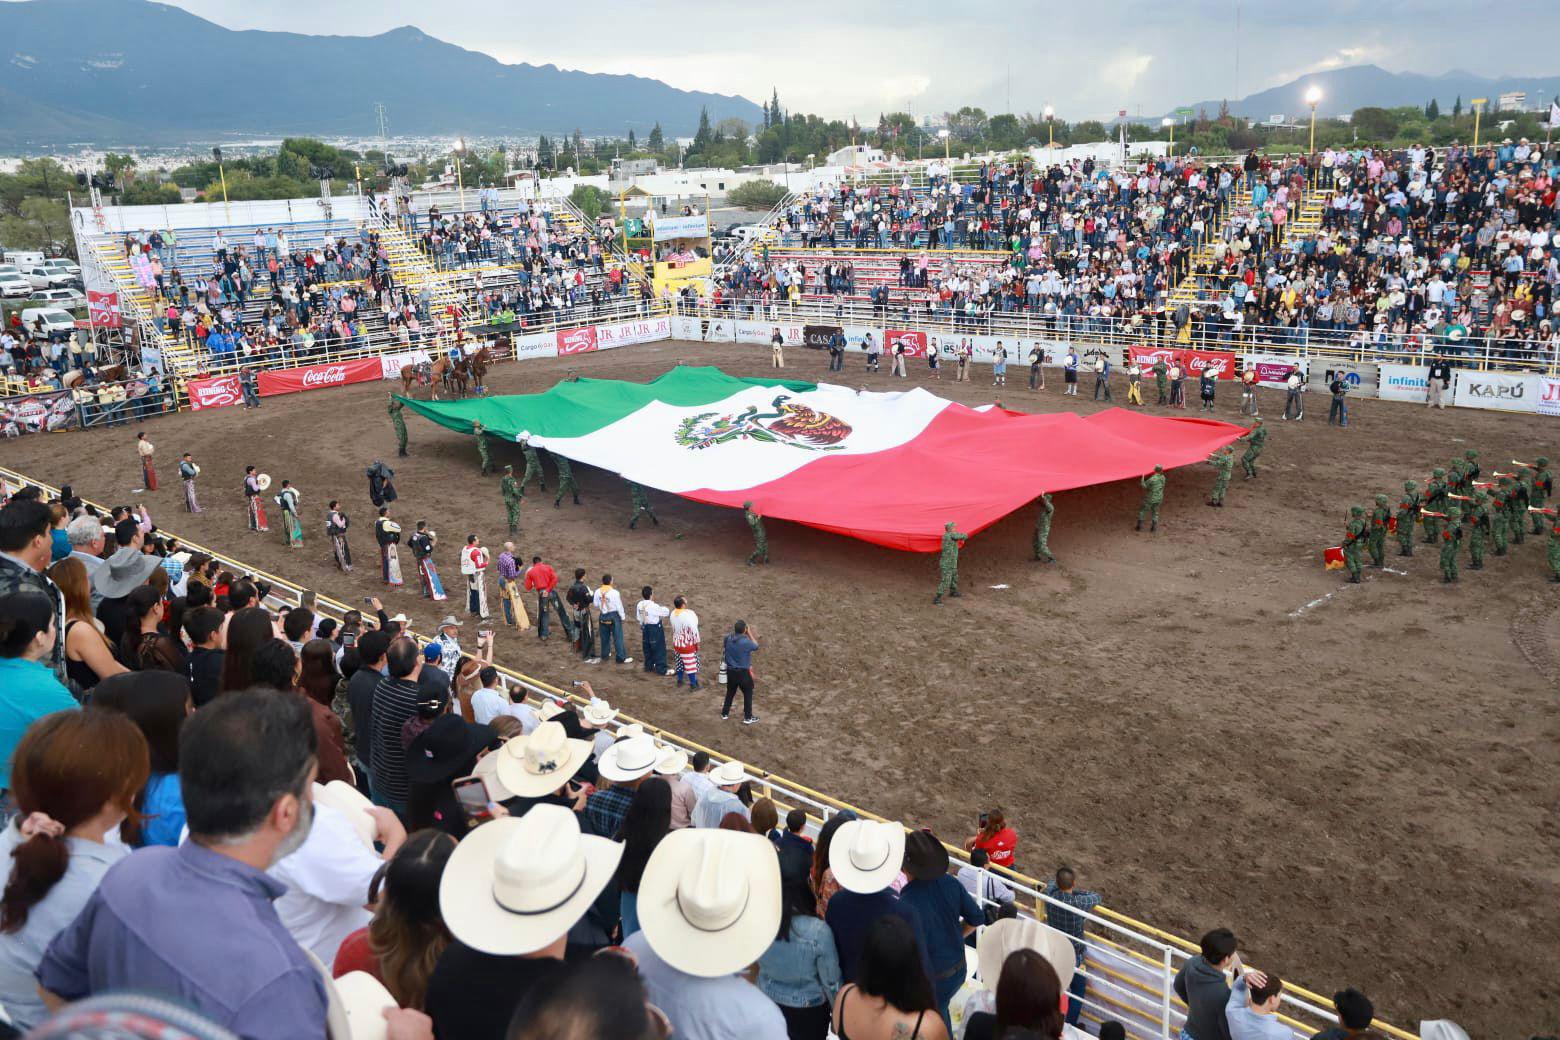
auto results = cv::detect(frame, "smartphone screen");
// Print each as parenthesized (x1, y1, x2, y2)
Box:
(452, 776, 493, 827)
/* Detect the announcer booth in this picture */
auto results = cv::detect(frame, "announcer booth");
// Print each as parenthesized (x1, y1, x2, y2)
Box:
(619, 190, 713, 298)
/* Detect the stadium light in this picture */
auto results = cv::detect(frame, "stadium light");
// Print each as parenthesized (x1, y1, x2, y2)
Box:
(1470, 97, 1488, 148)
(211, 146, 230, 218)
(1044, 105, 1056, 148)
(1305, 86, 1323, 156)
(452, 137, 468, 211)
(937, 127, 950, 161)
(1161, 116, 1175, 158)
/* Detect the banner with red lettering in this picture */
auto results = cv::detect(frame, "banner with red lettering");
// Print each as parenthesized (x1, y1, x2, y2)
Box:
(885, 329, 928, 357)
(556, 326, 598, 355)
(1128, 346, 1238, 380)
(87, 290, 121, 329)
(185, 373, 243, 411)
(258, 358, 383, 398)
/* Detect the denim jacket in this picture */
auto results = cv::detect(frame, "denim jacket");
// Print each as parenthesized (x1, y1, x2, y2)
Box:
(756, 915, 841, 1009)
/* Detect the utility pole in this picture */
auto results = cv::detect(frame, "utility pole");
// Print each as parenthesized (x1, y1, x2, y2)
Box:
(375, 102, 389, 157)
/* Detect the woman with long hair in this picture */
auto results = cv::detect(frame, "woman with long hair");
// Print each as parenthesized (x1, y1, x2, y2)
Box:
(0, 710, 148, 1030)
(831, 915, 948, 1040)
(964, 808, 1018, 871)
(811, 812, 853, 918)
(249, 638, 353, 785)
(219, 606, 276, 693)
(89, 671, 192, 848)
(759, 876, 842, 1040)
(332, 829, 456, 1011)
(297, 638, 341, 709)
(614, 776, 670, 939)
(963, 949, 1064, 1040)
(0, 592, 78, 791)
(121, 585, 184, 674)
(46, 558, 126, 691)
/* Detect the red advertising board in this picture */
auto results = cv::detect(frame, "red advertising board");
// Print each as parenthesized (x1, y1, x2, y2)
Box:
(87, 290, 121, 329)
(186, 374, 243, 411)
(257, 358, 383, 398)
(1127, 346, 1238, 379)
(556, 326, 599, 355)
(884, 328, 928, 357)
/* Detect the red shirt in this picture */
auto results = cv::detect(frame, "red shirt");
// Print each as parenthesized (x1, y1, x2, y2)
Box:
(523, 561, 558, 593)
(974, 827, 1018, 868)
(332, 927, 383, 982)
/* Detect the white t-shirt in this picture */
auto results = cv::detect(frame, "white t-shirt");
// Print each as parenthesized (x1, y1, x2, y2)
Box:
(268, 800, 379, 966)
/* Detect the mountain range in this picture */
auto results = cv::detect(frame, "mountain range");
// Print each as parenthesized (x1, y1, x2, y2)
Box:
(0, 0, 764, 148)
(1180, 65, 1560, 121)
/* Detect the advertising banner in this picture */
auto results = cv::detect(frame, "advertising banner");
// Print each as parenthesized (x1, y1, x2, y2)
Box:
(884, 329, 928, 358)
(1377, 363, 1432, 403)
(734, 320, 772, 345)
(1307, 361, 1379, 396)
(1240, 353, 1308, 389)
(510, 332, 559, 361)
(842, 326, 882, 352)
(1539, 375, 1560, 417)
(1452, 370, 1540, 413)
(650, 214, 710, 242)
(703, 317, 736, 343)
(380, 350, 432, 380)
(671, 315, 703, 341)
(0, 390, 79, 435)
(1129, 345, 1238, 379)
(87, 290, 121, 329)
(185, 373, 243, 411)
(258, 358, 382, 398)
(803, 324, 841, 349)
(556, 326, 599, 355)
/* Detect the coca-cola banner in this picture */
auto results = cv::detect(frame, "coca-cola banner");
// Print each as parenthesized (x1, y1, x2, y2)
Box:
(556, 326, 598, 355)
(1127, 346, 1238, 380)
(0, 390, 80, 435)
(185, 373, 243, 411)
(258, 358, 383, 398)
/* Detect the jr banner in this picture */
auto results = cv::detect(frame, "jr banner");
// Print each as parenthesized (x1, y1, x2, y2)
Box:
(1377, 363, 1432, 403)
(1240, 353, 1307, 389)
(1540, 375, 1560, 417)
(1128, 346, 1238, 379)
(185, 373, 243, 411)
(0, 390, 80, 435)
(87, 290, 121, 329)
(1452, 370, 1540, 413)
(257, 358, 383, 398)
(380, 350, 432, 380)
(593, 316, 672, 349)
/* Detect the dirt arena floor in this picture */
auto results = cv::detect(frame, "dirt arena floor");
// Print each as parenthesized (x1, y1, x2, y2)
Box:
(4, 342, 1556, 1035)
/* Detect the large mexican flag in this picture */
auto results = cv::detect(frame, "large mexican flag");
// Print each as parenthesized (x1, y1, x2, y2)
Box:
(397, 367, 1247, 552)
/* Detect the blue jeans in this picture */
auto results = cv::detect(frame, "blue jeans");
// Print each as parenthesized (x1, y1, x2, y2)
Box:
(642, 624, 667, 673)
(1066, 969, 1087, 1025)
(599, 611, 627, 662)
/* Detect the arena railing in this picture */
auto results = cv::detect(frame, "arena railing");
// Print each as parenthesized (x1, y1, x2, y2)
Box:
(0, 465, 1423, 1040)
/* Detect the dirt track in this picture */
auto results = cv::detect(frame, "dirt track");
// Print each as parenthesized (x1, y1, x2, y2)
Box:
(4, 340, 1556, 1035)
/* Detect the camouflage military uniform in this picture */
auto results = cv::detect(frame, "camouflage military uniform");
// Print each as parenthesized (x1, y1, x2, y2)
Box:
(1137, 467, 1165, 531)
(1423, 469, 1448, 545)
(1466, 491, 1489, 570)
(553, 455, 580, 507)
(1490, 481, 1510, 556)
(1240, 420, 1267, 478)
(1152, 359, 1168, 405)
(388, 396, 408, 457)
(1530, 456, 1552, 534)
(629, 481, 659, 529)
(473, 421, 495, 475)
(1367, 494, 1391, 567)
(934, 521, 966, 603)
(1395, 480, 1420, 557)
(520, 440, 547, 494)
(1034, 493, 1055, 561)
(744, 501, 768, 565)
(1342, 506, 1366, 583)
(500, 467, 523, 534)
(1207, 447, 1234, 506)
(1439, 507, 1463, 583)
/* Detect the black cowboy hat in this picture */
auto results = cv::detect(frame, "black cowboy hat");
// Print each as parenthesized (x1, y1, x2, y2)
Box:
(406, 716, 497, 786)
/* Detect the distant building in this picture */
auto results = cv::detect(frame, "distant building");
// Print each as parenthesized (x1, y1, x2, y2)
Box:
(1497, 91, 1526, 112)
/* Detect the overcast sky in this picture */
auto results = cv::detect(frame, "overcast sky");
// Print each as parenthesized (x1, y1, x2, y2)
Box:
(116, 0, 1560, 121)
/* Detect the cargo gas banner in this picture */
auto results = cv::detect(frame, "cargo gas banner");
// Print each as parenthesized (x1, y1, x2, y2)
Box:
(509, 332, 559, 361)
(1128, 346, 1237, 379)
(0, 390, 79, 435)
(1452, 370, 1540, 413)
(884, 329, 928, 357)
(258, 358, 382, 398)
(185, 373, 243, 411)
(1540, 375, 1560, 417)
(556, 326, 598, 356)
(1240, 353, 1308, 389)
(1377, 363, 1432, 403)
(87, 290, 121, 329)
(735, 321, 804, 346)
(1308, 362, 1379, 396)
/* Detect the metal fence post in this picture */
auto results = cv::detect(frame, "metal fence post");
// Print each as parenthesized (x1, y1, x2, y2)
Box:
(1161, 945, 1174, 1040)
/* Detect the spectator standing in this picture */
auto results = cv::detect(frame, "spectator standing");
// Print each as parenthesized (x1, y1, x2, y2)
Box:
(831, 915, 949, 1040)
(957, 848, 1014, 910)
(653, 747, 698, 830)
(370, 637, 425, 817)
(63, 516, 106, 609)
(89, 671, 191, 848)
(0, 592, 78, 792)
(181, 606, 225, 707)
(614, 775, 671, 938)
(1173, 928, 1241, 1040)
(1044, 866, 1103, 1025)
(721, 619, 760, 724)
(0, 710, 146, 1032)
(758, 875, 843, 1040)
(344, 628, 390, 781)
(962, 948, 1065, 1040)
(899, 830, 983, 1028)
(590, 734, 658, 839)
(122, 586, 184, 673)
(691, 760, 750, 829)
(0, 500, 68, 685)
(47, 558, 125, 693)
(36, 689, 330, 1039)
(1226, 969, 1289, 1040)
(249, 639, 351, 786)
(825, 819, 924, 984)
(1310, 988, 1376, 1040)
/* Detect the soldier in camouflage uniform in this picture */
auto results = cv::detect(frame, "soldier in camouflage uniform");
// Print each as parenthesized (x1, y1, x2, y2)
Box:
(1466, 490, 1489, 570)
(500, 465, 523, 535)
(1490, 479, 1510, 556)
(1395, 480, 1420, 557)
(1542, 507, 1560, 582)
(472, 420, 495, 476)
(1033, 493, 1055, 562)
(1367, 494, 1391, 568)
(1507, 470, 1528, 545)
(1136, 465, 1166, 532)
(933, 520, 966, 603)
(519, 437, 547, 495)
(388, 394, 409, 457)
(1423, 468, 1448, 545)
(1240, 419, 1267, 479)
(1438, 506, 1463, 583)
(1342, 505, 1366, 583)
(1152, 358, 1169, 405)
(1206, 446, 1234, 506)
(628, 481, 659, 529)
(743, 501, 769, 565)
(553, 455, 580, 507)
(1529, 456, 1551, 534)
(1463, 448, 1481, 486)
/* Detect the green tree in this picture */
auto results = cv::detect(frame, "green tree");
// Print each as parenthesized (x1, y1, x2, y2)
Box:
(1351, 106, 1401, 141)
(627, 128, 637, 150)
(945, 106, 988, 142)
(569, 184, 610, 221)
(537, 134, 555, 170)
(986, 113, 1023, 149)
(693, 107, 713, 150)
(119, 181, 182, 206)
(0, 197, 72, 255)
(1452, 95, 1462, 118)
(648, 123, 664, 152)
(727, 180, 787, 210)
(1425, 98, 1440, 120)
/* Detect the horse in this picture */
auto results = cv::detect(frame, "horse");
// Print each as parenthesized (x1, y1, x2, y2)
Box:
(427, 356, 452, 400)
(444, 356, 470, 399)
(399, 360, 433, 397)
(95, 364, 130, 384)
(466, 346, 490, 394)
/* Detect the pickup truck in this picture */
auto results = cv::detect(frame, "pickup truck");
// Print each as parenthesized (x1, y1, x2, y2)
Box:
(22, 264, 77, 291)
(0, 264, 30, 298)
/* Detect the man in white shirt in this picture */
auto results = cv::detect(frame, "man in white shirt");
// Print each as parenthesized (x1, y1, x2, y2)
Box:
(691, 760, 750, 829)
(469, 666, 539, 732)
(591, 574, 632, 665)
(635, 585, 673, 677)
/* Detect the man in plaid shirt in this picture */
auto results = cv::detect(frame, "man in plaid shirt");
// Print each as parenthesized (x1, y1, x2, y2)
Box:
(1045, 866, 1103, 1026)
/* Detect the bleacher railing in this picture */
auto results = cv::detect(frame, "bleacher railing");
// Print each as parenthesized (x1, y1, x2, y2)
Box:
(0, 463, 1421, 1040)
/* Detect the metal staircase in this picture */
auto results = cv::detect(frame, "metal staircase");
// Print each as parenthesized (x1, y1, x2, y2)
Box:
(78, 231, 197, 376)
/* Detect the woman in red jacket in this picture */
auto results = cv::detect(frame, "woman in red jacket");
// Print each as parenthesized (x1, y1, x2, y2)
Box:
(965, 808, 1018, 870)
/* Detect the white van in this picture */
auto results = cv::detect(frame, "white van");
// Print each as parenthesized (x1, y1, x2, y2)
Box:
(19, 307, 77, 340)
(3, 250, 44, 268)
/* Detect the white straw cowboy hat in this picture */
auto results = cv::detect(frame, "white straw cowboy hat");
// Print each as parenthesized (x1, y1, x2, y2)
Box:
(312, 781, 376, 850)
(92, 546, 165, 600)
(710, 760, 748, 787)
(438, 615, 463, 629)
(493, 721, 591, 799)
(580, 700, 618, 727)
(538, 700, 568, 722)
(636, 829, 782, 978)
(615, 723, 646, 742)
(653, 747, 689, 775)
(976, 917, 1077, 993)
(256, 473, 273, 491)
(597, 734, 659, 783)
(330, 971, 398, 1040)
(829, 819, 906, 893)
(440, 804, 622, 956)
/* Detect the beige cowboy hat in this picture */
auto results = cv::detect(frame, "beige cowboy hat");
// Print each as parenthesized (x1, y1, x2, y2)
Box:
(493, 721, 592, 799)
(710, 759, 748, 788)
(437, 615, 463, 629)
(654, 747, 689, 776)
(386, 612, 410, 625)
(636, 828, 782, 978)
(615, 723, 646, 742)
(976, 916, 1077, 993)
(829, 819, 906, 894)
(93, 546, 165, 600)
(439, 804, 621, 956)
(597, 734, 660, 784)
(580, 700, 618, 727)
(538, 700, 568, 722)
(330, 971, 398, 1040)
(256, 473, 273, 491)
(313, 780, 377, 850)
(472, 742, 513, 801)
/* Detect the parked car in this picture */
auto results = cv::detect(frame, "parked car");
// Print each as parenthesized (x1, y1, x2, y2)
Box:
(19, 307, 77, 340)
(40, 258, 81, 284)
(728, 224, 768, 243)
(31, 287, 85, 307)
(22, 265, 76, 291)
(0, 265, 30, 298)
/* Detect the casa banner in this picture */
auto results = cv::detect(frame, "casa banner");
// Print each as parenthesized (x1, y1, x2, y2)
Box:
(185, 373, 243, 411)
(1127, 346, 1238, 379)
(258, 358, 382, 398)
(0, 390, 80, 436)
(87, 290, 121, 329)
(803, 325, 841, 349)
